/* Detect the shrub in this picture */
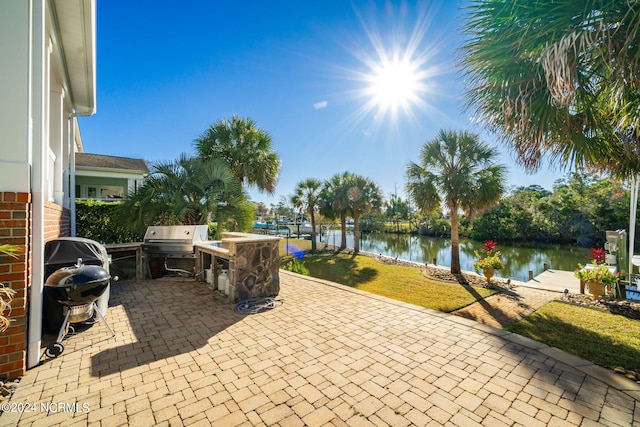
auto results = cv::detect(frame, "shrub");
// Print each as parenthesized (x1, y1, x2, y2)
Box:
(76, 200, 144, 244)
(282, 258, 309, 275)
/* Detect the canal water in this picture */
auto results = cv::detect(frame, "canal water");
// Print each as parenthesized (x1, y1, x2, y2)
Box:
(317, 231, 590, 282)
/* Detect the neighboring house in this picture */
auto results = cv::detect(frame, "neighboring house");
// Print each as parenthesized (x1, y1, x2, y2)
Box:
(75, 153, 148, 201)
(0, 0, 96, 378)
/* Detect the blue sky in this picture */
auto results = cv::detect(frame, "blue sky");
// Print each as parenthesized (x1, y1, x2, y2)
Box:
(80, 0, 565, 207)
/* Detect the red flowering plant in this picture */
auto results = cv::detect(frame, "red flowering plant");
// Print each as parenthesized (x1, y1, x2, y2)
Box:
(588, 248, 606, 265)
(473, 240, 505, 272)
(574, 247, 619, 287)
(482, 240, 498, 253)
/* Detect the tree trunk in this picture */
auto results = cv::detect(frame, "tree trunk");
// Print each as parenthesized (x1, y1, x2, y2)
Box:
(353, 212, 360, 254)
(310, 210, 317, 252)
(340, 215, 347, 250)
(450, 205, 461, 274)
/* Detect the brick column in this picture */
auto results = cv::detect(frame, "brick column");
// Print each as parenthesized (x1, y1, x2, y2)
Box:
(0, 192, 31, 380)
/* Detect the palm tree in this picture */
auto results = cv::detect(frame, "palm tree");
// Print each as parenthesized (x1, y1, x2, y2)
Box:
(460, 0, 640, 177)
(319, 172, 352, 250)
(291, 178, 322, 252)
(120, 154, 245, 227)
(195, 116, 281, 194)
(406, 130, 506, 274)
(344, 174, 383, 254)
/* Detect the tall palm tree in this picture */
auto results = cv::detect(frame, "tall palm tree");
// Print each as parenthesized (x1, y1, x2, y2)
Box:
(291, 178, 322, 252)
(406, 130, 506, 274)
(344, 174, 383, 254)
(319, 172, 352, 250)
(195, 116, 281, 194)
(460, 0, 640, 177)
(120, 154, 245, 227)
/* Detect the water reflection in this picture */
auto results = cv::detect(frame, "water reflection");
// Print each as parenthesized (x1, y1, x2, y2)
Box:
(318, 231, 589, 282)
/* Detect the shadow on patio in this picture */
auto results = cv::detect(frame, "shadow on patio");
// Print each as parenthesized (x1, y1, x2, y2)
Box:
(89, 277, 243, 377)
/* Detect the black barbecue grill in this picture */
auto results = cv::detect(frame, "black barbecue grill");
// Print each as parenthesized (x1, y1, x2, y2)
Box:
(42, 237, 116, 358)
(44, 265, 110, 306)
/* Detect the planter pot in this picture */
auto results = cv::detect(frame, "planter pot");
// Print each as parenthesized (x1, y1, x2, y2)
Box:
(483, 267, 494, 284)
(587, 280, 607, 298)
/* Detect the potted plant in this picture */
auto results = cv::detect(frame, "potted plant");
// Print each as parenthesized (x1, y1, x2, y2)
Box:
(473, 240, 505, 284)
(574, 249, 619, 298)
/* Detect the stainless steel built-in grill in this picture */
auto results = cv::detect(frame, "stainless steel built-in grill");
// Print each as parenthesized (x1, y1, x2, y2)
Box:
(141, 225, 209, 258)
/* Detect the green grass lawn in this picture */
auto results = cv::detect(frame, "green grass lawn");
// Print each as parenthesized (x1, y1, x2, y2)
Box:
(279, 239, 494, 312)
(506, 301, 640, 370)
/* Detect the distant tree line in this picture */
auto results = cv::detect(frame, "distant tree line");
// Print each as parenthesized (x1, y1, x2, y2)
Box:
(470, 173, 632, 247)
(358, 171, 635, 250)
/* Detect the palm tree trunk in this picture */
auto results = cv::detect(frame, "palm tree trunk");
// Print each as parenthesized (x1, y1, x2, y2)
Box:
(310, 211, 317, 252)
(339, 215, 347, 250)
(353, 212, 360, 254)
(450, 205, 461, 274)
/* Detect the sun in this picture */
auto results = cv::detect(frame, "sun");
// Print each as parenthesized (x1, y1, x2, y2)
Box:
(366, 57, 423, 113)
(355, 45, 435, 127)
(338, 2, 445, 129)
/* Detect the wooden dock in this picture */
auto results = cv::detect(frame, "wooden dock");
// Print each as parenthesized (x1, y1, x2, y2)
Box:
(521, 269, 582, 294)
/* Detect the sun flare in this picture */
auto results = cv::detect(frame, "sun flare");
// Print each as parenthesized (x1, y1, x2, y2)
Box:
(338, 2, 445, 131)
(367, 57, 422, 112)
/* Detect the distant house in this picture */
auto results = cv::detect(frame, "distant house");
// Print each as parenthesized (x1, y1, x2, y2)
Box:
(0, 0, 96, 379)
(75, 153, 148, 200)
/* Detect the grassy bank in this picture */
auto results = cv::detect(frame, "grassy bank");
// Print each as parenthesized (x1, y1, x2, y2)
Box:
(279, 238, 494, 312)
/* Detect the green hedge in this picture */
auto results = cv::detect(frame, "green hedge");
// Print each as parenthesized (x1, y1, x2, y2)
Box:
(75, 200, 144, 244)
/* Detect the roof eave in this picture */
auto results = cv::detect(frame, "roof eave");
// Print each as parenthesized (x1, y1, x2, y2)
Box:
(52, 0, 96, 115)
(76, 165, 149, 175)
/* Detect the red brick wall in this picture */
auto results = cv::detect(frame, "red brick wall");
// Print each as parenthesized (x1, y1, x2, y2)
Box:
(0, 194, 70, 380)
(0, 192, 31, 380)
(44, 201, 70, 241)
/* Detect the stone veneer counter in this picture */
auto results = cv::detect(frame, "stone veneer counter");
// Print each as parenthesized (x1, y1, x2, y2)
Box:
(195, 233, 281, 302)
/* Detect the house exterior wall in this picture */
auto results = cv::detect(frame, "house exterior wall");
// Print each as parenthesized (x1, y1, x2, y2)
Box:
(0, 194, 70, 379)
(0, 0, 94, 378)
(0, 1, 38, 380)
(0, 193, 32, 379)
(0, 1, 32, 193)
(75, 168, 146, 200)
(75, 176, 129, 200)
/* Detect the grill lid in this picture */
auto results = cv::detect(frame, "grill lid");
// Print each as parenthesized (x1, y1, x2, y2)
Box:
(44, 237, 110, 279)
(44, 265, 110, 306)
(142, 225, 209, 257)
(143, 225, 209, 244)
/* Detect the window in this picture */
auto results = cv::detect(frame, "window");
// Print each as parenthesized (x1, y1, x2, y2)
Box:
(99, 186, 124, 199)
(80, 185, 125, 200)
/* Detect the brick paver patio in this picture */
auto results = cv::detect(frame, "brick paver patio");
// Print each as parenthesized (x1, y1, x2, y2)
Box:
(2, 271, 639, 426)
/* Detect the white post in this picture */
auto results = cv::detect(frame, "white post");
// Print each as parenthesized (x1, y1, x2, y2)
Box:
(70, 118, 77, 236)
(27, 0, 47, 370)
(629, 174, 638, 283)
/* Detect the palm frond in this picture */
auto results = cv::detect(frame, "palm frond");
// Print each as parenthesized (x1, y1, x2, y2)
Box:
(460, 0, 640, 176)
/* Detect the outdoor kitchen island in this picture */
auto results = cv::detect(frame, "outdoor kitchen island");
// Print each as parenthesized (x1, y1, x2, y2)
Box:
(195, 232, 281, 302)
